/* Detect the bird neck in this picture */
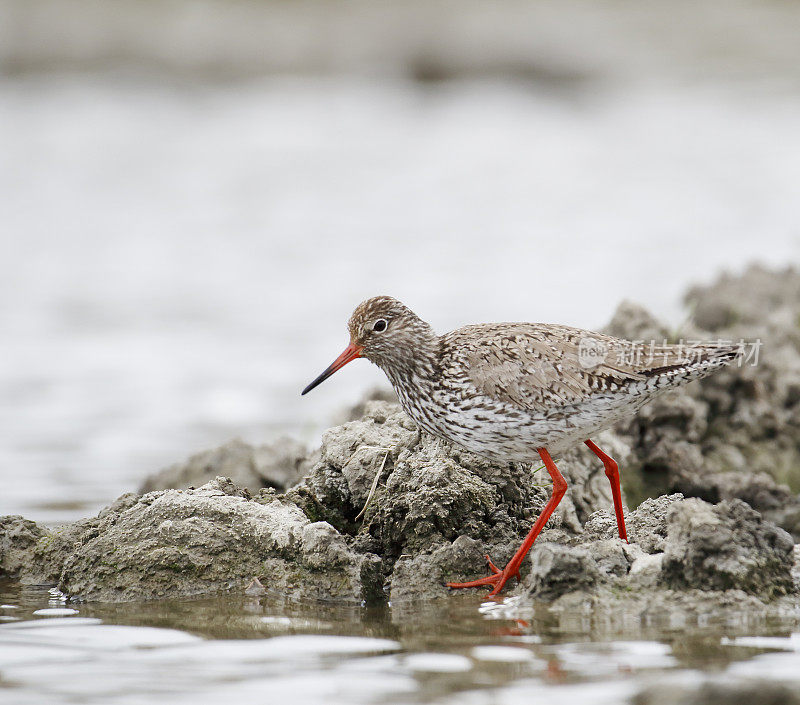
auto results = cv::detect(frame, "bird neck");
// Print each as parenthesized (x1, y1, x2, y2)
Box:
(378, 332, 440, 397)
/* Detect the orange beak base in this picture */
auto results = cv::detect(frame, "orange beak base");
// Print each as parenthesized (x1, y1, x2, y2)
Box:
(301, 342, 363, 395)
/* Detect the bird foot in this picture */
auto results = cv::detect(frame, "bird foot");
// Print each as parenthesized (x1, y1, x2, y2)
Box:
(446, 554, 521, 596)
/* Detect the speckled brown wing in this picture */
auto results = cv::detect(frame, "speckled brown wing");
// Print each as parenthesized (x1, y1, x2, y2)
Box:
(440, 323, 683, 413)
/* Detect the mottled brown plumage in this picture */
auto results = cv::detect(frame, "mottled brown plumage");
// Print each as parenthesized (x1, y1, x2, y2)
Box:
(302, 295, 739, 595)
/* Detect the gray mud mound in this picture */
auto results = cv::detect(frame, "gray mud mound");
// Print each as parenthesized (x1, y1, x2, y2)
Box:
(4, 478, 382, 603)
(521, 493, 796, 603)
(140, 437, 311, 495)
(0, 516, 47, 580)
(676, 470, 800, 540)
(388, 535, 489, 602)
(583, 493, 685, 553)
(611, 264, 800, 538)
(524, 543, 602, 599)
(662, 498, 794, 595)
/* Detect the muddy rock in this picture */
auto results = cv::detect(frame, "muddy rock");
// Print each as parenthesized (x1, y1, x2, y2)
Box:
(31, 517, 109, 585)
(287, 401, 633, 596)
(518, 492, 796, 604)
(320, 400, 420, 510)
(139, 437, 311, 495)
(363, 433, 539, 562)
(0, 516, 46, 581)
(626, 552, 665, 589)
(286, 401, 419, 534)
(612, 265, 800, 531)
(792, 545, 800, 592)
(522, 543, 601, 600)
(0, 513, 105, 585)
(8, 413, 639, 604)
(583, 493, 684, 554)
(685, 263, 800, 334)
(673, 471, 800, 541)
(288, 400, 551, 584)
(626, 494, 685, 553)
(58, 477, 382, 603)
(662, 498, 794, 596)
(585, 539, 630, 579)
(389, 535, 488, 602)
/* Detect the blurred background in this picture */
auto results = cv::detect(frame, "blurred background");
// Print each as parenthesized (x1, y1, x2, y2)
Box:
(1, 0, 799, 524)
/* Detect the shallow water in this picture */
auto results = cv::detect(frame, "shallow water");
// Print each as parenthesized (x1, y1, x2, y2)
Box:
(1, 580, 799, 704)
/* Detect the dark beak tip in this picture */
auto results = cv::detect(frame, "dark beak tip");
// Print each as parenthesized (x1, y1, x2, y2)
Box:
(301, 342, 362, 399)
(300, 380, 319, 396)
(301, 366, 334, 396)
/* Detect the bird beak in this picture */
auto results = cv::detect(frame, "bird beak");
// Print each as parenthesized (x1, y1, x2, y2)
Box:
(301, 342, 363, 395)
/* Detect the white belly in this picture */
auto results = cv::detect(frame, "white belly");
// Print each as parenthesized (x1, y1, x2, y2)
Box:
(396, 385, 652, 462)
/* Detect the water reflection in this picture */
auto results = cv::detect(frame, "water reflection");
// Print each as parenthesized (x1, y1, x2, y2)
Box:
(1, 580, 799, 704)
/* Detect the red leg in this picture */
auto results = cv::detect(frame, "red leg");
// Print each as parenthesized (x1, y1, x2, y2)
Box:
(584, 439, 628, 542)
(447, 448, 568, 596)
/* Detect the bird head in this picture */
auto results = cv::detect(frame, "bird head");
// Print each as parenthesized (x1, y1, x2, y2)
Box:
(301, 296, 434, 395)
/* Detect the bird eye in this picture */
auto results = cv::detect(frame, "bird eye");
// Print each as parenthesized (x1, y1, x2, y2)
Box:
(372, 319, 388, 333)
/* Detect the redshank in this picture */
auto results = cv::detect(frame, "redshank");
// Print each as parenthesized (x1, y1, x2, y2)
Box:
(301, 296, 738, 596)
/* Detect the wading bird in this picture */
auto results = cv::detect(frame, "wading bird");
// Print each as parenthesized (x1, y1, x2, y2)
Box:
(302, 296, 737, 596)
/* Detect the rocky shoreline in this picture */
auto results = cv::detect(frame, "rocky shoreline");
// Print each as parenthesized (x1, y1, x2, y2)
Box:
(2, 264, 800, 618)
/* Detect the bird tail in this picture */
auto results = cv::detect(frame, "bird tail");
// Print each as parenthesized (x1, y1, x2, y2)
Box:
(640, 342, 740, 386)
